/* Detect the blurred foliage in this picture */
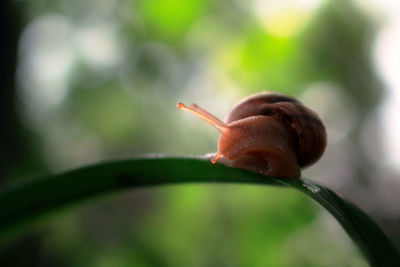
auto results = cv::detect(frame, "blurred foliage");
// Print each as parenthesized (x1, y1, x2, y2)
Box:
(1, 0, 397, 266)
(70, 84, 140, 146)
(139, 0, 207, 42)
(16, 186, 318, 267)
(233, 31, 305, 94)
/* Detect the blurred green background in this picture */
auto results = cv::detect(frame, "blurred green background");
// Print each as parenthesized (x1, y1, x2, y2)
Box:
(1, 0, 400, 266)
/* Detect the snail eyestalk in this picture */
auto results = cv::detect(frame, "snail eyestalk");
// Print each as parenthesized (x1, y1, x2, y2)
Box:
(177, 102, 227, 133)
(190, 103, 224, 125)
(211, 152, 222, 164)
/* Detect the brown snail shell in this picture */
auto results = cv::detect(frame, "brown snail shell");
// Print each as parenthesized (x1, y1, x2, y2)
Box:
(177, 92, 327, 179)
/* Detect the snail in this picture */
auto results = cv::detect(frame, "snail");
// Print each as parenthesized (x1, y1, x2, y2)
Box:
(177, 92, 327, 179)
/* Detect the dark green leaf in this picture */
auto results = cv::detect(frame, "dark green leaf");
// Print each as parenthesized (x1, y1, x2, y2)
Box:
(0, 157, 398, 266)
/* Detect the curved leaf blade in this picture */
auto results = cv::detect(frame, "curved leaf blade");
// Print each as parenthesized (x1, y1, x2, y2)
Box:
(0, 157, 398, 266)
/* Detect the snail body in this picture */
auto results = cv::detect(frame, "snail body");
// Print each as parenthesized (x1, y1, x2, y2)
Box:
(177, 92, 327, 179)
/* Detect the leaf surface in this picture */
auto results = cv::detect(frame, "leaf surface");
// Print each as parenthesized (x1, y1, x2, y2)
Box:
(0, 157, 398, 266)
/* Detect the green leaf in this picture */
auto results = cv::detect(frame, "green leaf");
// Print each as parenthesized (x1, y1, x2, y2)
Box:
(0, 157, 399, 266)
